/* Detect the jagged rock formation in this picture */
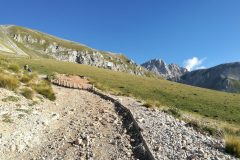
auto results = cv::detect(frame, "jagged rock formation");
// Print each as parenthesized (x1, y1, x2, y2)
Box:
(179, 62, 240, 93)
(141, 59, 188, 80)
(0, 25, 149, 76)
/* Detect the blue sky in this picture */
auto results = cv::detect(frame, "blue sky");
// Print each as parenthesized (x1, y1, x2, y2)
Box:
(1, 0, 240, 70)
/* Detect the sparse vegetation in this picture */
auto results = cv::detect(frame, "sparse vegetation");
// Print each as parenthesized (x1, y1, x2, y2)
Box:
(165, 108, 181, 118)
(2, 96, 20, 102)
(142, 102, 153, 108)
(0, 57, 9, 67)
(18, 114, 25, 119)
(20, 72, 37, 83)
(202, 126, 222, 137)
(2, 113, 13, 123)
(185, 120, 222, 137)
(32, 80, 56, 101)
(225, 135, 240, 157)
(16, 103, 21, 107)
(0, 57, 55, 101)
(0, 73, 19, 90)
(20, 88, 34, 99)
(28, 101, 38, 106)
(16, 108, 32, 115)
(47, 72, 58, 81)
(8, 63, 20, 73)
(36, 95, 44, 102)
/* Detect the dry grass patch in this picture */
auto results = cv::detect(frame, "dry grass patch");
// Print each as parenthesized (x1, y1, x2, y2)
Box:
(20, 88, 34, 99)
(2, 114, 13, 123)
(16, 108, 32, 115)
(2, 96, 20, 102)
(0, 73, 19, 90)
(185, 120, 222, 137)
(8, 63, 20, 73)
(225, 135, 240, 157)
(142, 102, 153, 108)
(164, 108, 181, 118)
(32, 80, 56, 101)
(20, 72, 37, 83)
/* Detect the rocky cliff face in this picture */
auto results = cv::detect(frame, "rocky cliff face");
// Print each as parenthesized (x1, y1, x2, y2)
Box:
(179, 62, 240, 93)
(141, 59, 188, 80)
(0, 25, 149, 76)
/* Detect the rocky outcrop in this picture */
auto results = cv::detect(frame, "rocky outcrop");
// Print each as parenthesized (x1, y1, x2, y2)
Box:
(0, 25, 149, 76)
(179, 62, 240, 93)
(141, 59, 188, 80)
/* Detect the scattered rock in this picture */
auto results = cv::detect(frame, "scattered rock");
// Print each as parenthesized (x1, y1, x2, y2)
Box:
(118, 96, 237, 160)
(74, 138, 82, 146)
(51, 113, 60, 120)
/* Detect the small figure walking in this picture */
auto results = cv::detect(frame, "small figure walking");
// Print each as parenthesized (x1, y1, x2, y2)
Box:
(24, 64, 29, 71)
(24, 64, 32, 72)
(28, 68, 32, 72)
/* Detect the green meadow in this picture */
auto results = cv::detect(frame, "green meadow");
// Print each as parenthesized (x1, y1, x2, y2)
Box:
(7, 56, 240, 126)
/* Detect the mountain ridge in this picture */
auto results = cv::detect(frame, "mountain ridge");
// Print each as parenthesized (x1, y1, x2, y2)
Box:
(0, 25, 151, 76)
(179, 62, 240, 93)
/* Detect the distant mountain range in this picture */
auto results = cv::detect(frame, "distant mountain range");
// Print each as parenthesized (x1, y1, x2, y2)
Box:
(179, 62, 240, 93)
(141, 59, 240, 93)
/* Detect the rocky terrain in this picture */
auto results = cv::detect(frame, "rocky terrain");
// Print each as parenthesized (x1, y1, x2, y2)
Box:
(117, 96, 236, 160)
(0, 83, 238, 160)
(0, 86, 148, 160)
(179, 62, 240, 93)
(0, 25, 149, 76)
(141, 59, 188, 80)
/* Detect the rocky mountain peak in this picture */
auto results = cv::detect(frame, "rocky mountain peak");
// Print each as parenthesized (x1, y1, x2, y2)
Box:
(141, 59, 188, 79)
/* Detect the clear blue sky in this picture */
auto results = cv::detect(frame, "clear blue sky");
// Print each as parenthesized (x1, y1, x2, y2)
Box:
(1, 0, 240, 69)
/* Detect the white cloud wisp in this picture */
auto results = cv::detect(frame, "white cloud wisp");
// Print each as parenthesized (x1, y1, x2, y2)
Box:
(184, 57, 206, 71)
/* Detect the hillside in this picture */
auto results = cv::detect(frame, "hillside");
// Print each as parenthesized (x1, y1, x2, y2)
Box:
(0, 54, 239, 159)
(0, 79, 237, 159)
(179, 62, 240, 93)
(7, 56, 240, 126)
(0, 25, 150, 76)
(0, 55, 238, 158)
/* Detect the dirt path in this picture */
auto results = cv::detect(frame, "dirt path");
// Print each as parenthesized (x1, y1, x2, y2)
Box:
(1, 86, 146, 160)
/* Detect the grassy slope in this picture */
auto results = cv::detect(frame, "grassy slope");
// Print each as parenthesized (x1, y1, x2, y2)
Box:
(6, 25, 91, 52)
(2, 25, 151, 75)
(9, 56, 240, 126)
(0, 56, 55, 100)
(5, 26, 132, 62)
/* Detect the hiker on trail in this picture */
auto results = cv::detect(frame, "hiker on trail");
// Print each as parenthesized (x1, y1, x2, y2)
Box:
(28, 68, 32, 72)
(24, 64, 29, 71)
(24, 64, 32, 72)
